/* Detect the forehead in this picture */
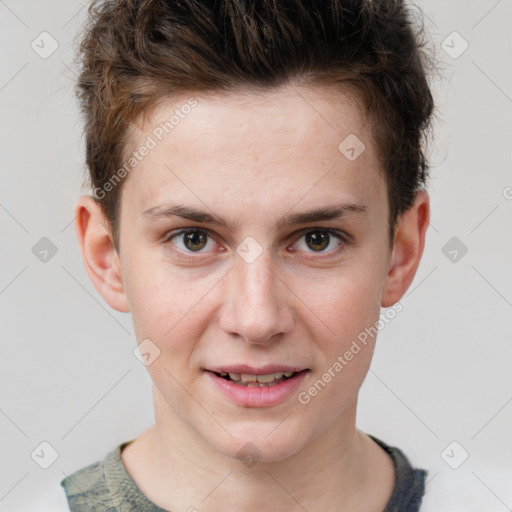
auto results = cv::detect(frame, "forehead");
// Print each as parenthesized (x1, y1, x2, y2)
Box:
(134, 85, 371, 156)
(121, 84, 386, 218)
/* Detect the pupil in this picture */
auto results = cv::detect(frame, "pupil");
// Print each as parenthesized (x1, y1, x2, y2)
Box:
(306, 231, 329, 251)
(185, 231, 206, 251)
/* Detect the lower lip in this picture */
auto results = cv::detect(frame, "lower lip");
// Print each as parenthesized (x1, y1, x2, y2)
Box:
(206, 370, 309, 407)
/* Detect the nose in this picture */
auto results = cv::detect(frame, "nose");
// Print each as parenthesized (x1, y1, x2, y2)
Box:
(218, 250, 294, 345)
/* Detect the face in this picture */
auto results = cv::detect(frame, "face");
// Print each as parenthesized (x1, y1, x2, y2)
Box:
(115, 85, 394, 462)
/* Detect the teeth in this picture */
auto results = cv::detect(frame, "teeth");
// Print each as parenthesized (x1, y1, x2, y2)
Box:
(256, 374, 275, 383)
(219, 371, 297, 384)
(240, 374, 258, 383)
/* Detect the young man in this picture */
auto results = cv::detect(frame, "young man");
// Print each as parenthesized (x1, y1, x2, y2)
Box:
(54, 0, 436, 510)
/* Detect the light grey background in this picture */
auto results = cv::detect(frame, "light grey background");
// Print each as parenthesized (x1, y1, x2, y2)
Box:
(1, 1, 511, 510)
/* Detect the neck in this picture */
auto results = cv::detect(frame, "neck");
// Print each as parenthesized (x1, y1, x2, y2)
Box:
(121, 386, 391, 512)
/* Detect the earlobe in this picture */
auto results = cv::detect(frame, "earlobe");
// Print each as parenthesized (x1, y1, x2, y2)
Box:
(381, 191, 430, 308)
(74, 195, 130, 313)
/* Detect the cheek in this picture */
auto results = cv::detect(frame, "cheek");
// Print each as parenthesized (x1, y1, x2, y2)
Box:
(298, 279, 380, 419)
(306, 267, 383, 349)
(122, 254, 218, 359)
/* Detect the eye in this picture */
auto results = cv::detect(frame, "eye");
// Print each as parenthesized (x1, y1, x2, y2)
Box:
(162, 227, 349, 258)
(164, 228, 217, 253)
(290, 229, 346, 255)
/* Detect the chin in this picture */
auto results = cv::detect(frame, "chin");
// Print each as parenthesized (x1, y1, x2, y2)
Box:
(213, 423, 311, 466)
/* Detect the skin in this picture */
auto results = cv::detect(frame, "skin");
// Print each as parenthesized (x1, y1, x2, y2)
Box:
(75, 84, 429, 511)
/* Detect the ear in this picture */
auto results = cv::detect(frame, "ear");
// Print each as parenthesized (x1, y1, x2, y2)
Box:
(74, 195, 130, 313)
(381, 190, 430, 308)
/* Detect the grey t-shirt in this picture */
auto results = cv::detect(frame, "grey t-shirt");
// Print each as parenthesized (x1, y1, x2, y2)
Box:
(60, 435, 427, 511)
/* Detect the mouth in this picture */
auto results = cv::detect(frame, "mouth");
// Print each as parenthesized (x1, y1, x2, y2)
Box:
(204, 365, 310, 406)
(210, 370, 305, 387)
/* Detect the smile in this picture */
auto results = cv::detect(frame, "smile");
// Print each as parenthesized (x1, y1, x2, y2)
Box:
(206, 368, 309, 407)
(214, 371, 296, 387)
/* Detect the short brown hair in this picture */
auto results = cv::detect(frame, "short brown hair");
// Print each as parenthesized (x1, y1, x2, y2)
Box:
(75, 0, 437, 252)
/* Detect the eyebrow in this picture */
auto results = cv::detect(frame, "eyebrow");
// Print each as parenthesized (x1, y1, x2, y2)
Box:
(142, 202, 368, 230)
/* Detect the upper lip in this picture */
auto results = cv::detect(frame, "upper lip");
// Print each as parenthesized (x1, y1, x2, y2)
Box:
(206, 364, 308, 375)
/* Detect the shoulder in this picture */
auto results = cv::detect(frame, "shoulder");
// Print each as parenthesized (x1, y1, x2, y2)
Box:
(22, 442, 135, 512)
(58, 440, 136, 510)
(60, 458, 109, 503)
(59, 444, 126, 508)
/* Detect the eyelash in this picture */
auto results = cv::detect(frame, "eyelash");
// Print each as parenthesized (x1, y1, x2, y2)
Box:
(161, 227, 352, 260)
